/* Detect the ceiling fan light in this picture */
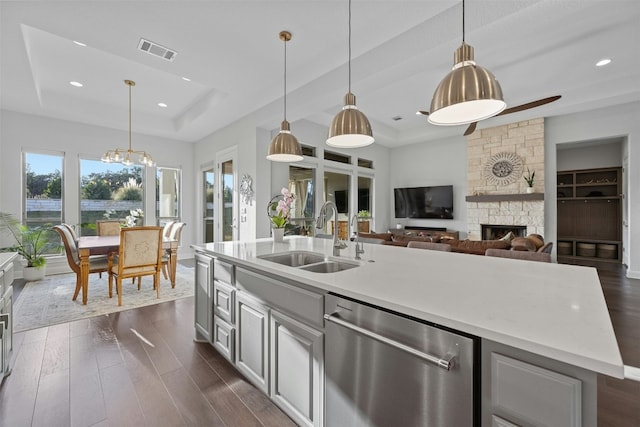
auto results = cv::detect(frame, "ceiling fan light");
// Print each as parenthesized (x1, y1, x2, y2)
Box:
(327, 93, 374, 148)
(267, 120, 304, 162)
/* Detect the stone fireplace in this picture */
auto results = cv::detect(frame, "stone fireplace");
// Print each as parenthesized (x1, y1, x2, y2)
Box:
(466, 119, 545, 240)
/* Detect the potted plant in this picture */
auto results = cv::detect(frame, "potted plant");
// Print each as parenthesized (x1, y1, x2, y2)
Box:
(0, 212, 59, 281)
(523, 168, 535, 193)
(267, 188, 295, 242)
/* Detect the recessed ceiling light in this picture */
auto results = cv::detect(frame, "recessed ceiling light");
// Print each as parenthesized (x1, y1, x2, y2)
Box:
(157, 102, 168, 108)
(69, 81, 83, 87)
(73, 41, 87, 47)
(596, 58, 612, 67)
(181, 77, 191, 82)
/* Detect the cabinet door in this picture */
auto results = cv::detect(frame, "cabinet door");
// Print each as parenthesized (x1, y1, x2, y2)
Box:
(213, 280, 235, 325)
(270, 310, 323, 427)
(212, 316, 235, 363)
(236, 292, 269, 393)
(194, 253, 214, 342)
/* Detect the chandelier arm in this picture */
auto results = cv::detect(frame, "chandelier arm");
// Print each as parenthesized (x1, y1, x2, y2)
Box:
(348, 0, 352, 94)
(462, 0, 465, 44)
(283, 33, 287, 121)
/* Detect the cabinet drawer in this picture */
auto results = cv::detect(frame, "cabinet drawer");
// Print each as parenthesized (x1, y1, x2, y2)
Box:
(236, 268, 324, 329)
(214, 280, 235, 324)
(213, 316, 235, 363)
(491, 353, 582, 427)
(214, 259, 234, 284)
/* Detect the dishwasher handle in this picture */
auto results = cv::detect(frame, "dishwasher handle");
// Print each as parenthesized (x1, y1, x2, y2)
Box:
(324, 313, 456, 371)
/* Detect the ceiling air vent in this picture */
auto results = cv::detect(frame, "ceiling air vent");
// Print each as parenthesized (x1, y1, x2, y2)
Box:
(137, 38, 177, 62)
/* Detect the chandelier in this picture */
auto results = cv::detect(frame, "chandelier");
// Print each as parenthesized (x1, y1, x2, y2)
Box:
(101, 80, 155, 166)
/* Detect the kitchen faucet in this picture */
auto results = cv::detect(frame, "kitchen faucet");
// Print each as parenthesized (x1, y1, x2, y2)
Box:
(316, 201, 347, 256)
(350, 214, 364, 260)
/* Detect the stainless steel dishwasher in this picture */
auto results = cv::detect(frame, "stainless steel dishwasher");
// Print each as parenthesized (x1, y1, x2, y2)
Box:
(324, 293, 477, 426)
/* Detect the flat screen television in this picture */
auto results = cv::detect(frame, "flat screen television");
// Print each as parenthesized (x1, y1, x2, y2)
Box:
(394, 185, 454, 219)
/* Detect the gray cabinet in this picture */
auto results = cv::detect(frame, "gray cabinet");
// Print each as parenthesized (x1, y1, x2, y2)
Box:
(194, 252, 214, 342)
(270, 309, 323, 427)
(0, 254, 16, 383)
(482, 339, 595, 427)
(236, 291, 269, 393)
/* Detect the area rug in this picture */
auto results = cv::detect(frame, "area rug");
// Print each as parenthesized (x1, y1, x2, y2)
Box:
(13, 263, 194, 332)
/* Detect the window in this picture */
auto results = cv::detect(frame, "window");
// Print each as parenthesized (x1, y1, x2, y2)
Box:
(358, 158, 373, 169)
(323, 170, 350, 240)
(23, 151, 64, 254)
(357, 176, 373, 233)
(156, 167, 181, 225)
(324, 150, 351, 164)
(288, 165, 315, 235)
(79, 159, 143, 236)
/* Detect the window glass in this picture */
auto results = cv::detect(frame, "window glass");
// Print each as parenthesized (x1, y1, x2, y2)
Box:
(156, 167, 181, 225)
(288, 165, 315, 235)
(357, 176, 373, 233)
(23, 151, 64, 255)
(322, 170, 350, 239)
(79, 159, 143, 235)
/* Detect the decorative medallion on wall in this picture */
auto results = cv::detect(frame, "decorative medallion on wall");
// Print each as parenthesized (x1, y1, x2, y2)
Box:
(483, 152, 524, 186)
(240, 174, 254, 204)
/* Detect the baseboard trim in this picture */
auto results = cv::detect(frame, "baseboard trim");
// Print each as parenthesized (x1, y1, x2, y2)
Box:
(627, 270, 640, 279)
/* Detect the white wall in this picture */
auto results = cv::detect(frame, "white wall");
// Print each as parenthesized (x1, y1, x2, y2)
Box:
(389, 134, 468, 237)
(546, 101, 640, 278)
(0, 110, 196, 275)
(557, 140, 623, 171)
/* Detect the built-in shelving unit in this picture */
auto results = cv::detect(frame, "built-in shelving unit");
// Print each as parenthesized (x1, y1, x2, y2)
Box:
(556, 167, 622, 266)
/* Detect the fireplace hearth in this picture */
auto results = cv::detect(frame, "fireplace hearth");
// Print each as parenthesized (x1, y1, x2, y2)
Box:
(481, 224, 527, 240)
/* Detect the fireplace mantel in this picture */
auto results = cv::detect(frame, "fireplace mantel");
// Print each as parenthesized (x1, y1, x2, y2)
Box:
(465, 193, 544, 203)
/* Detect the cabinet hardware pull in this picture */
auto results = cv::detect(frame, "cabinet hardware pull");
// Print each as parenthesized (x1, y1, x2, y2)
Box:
(324, 313, 456, 370)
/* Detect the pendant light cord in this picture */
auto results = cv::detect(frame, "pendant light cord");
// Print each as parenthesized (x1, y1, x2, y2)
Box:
(283, 35, 287, 121)
(462, 0, 465, 44)
(348, 0, 352, 94)
(128, 81, 132, 152)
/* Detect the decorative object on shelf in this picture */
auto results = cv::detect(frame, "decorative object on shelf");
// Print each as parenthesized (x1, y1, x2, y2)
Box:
(523, 168, 535, 193)
(1, 212, 60, 281)
(267, 187, 295, 241)
(357, 210, 370, 218)
(267, 31, 303, 162)
(483, 152, 524, 186)
(327, 0, 374, 148)
(427, 0, 505, 126)
(240, 174, 254, 204)
(124, 208, 144, 227)
(101, 80, 155, 167)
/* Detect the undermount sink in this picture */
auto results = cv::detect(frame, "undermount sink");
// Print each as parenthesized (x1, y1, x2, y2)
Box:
(299, 260, 359, 273)
(258, 251, 360, 273)
(258, 251, 325, 267)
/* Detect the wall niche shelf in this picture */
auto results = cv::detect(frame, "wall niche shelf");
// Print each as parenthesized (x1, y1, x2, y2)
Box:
(465, 193, 544, 203)
(557, 167, 622, 266)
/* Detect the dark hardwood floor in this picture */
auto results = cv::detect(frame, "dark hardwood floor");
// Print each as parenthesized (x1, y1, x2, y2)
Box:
(0, 297, 296, 427)
(1, 262, 638, 426)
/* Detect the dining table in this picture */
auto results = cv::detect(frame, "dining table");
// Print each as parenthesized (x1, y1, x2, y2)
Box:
(77, 235, 179, 305)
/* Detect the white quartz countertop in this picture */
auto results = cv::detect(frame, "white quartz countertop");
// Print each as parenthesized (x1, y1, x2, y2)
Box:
(193, 236, 624, 378)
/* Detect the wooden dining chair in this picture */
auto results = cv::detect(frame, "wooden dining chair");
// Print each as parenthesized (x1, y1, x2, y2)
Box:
(53, 225, 110, 301)
(96, 220, 121, 236)
(161, 222, 186, 285)
(108, 226, 163, 306)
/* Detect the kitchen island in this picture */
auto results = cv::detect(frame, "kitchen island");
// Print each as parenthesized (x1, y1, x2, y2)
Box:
(192, 236, 623, 427)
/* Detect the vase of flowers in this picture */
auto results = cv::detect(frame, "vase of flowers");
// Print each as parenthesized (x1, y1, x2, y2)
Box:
(125, 208, 144, 227)
(268, 188, 295, 242)
(523, 168, 535, 193)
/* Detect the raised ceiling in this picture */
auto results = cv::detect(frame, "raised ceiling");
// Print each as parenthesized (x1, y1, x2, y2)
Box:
(1, 1, 639, 148)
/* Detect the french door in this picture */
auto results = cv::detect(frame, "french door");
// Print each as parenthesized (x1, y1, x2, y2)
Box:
(216, 147, 238, 242)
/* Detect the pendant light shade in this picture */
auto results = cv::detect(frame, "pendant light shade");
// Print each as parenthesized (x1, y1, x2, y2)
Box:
(428, 1, 505, 126)
(326, 0, 374, 148)
(267, 31, 303, 162)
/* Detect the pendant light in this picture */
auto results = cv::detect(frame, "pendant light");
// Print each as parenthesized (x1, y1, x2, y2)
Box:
(428, 0, 506, 126)
(326, 0, 374, 148)
(267, 31, 303, 162)
(101, 80, 155, 166)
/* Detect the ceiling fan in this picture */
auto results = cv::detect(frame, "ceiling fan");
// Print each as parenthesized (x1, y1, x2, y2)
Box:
(417, 95, 562, 136)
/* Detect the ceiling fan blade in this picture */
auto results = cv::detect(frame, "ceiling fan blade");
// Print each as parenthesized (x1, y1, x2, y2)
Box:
(416, 110, 429, 116)
(497, 95, 561, 116)
(464, 122, 477, 136)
